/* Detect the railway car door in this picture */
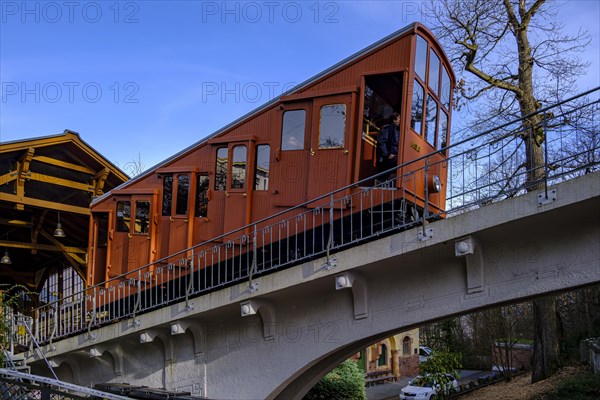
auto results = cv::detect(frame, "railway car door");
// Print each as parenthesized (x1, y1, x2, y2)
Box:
(307, 94, 352, 205)
(109, 194, 155, 278)
(223, 143, 251, 237)
(108, 197, 130, 279)
(270, 101, 312, 207)
(89, 212, 109, 286)
(357, 72, 404, 183)
(127, 195, 154, 270)
(208, 142, 254, 240)
(159, 172, 192, 261)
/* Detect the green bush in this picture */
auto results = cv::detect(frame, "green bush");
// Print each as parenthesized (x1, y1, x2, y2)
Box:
(303, 360, 366, 400)
(542, 370, 600, 400)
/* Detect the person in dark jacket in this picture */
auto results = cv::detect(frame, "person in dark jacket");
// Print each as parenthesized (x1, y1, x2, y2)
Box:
(376, 112, 401, 182)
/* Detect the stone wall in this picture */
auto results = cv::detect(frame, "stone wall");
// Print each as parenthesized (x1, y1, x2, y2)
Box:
(492, 342, 533, 370)
(398, 354, 419, 377)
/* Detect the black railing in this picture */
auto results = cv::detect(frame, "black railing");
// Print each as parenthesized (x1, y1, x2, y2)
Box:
(9, 87, 599, 347)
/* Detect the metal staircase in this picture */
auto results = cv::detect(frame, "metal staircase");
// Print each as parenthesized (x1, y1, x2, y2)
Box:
(3, 313, 204, 399)
(0, 368, 132, 400)
(3, 310, 131, 399)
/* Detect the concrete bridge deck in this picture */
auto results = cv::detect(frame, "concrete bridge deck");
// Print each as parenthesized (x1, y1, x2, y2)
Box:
(26, 172, 600, 399)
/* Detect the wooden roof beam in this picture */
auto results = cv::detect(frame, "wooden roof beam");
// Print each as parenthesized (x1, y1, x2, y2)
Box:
(93, 167, 110, 196)
(0, 192, 90, 215)
(32, 155, 96, 174)
(39, 230, 86, 281)
(0, 218, 33, 227)
(0, 239, 86, 254)
(17, 148, 35, 184)
(30, 211, 47, 255)
(27, 171, 96, 193)
(14, 148, 35, 210)
(0, 170, 17, 186)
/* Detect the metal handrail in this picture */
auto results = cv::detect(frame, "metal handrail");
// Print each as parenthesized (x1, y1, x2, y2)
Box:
(20, 87, 600, 346)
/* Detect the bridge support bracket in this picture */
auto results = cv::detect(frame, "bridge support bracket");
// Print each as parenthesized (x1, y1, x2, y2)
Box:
(240, 300, 276, 341)
(87, 344, 124, 376)
(335, 272, 368, 320)
(455, 236, 484, 294)
(418, 228, 433, 242)
(537, 188, 557, 206)
(170, 320, 205, 357)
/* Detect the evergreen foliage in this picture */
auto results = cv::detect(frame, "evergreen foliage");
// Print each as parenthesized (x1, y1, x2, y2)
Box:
(303, 360, 366, 400)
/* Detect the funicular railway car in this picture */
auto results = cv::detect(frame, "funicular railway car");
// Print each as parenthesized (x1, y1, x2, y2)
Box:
(85, 23, 455, 315)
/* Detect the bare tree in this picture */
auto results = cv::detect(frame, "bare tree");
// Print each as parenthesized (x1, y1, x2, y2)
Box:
(427, 0, 591, 382)
(122, 152, 146, 178)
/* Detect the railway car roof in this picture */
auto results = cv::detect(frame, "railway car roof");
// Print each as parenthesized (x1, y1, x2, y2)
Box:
(91, 22, 446, 206)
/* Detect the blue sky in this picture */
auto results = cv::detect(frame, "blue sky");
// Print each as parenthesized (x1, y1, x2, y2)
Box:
(1, 0, 599, 173)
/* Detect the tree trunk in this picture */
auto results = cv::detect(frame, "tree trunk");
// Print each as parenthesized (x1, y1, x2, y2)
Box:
(531, 297, 561, 382)
(524, 127, 546, 191)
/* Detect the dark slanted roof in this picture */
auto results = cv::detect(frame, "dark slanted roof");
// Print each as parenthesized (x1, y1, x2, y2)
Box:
(0, 129, 128, 290)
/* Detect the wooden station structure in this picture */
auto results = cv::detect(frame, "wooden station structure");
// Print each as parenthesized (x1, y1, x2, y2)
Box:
(0, 129, 127, 299)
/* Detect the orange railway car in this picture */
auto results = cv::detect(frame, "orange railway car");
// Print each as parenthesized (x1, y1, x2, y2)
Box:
(87, 23, 455, 288)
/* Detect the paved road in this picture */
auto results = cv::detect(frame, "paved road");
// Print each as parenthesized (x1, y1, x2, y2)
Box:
(366, 370, 487, 400)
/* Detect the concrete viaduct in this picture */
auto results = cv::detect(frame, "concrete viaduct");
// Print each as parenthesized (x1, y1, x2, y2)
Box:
(26, 172, 600, 399)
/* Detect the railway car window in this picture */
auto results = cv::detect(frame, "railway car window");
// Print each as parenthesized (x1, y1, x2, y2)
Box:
(438, 111, 448, 152)
(254, 144, 270, 190)
(415, 35, 428, 81)
(116, 201, 131, 232)
(162, 175, 173, 216)
(411, 80, 425, 134)
(281, 110, 306, 150)
(231, 145, 247, 189)
(195, 174, 209, 218)
(428, 49, 440, 95)
(134, 201, 150, 234)
(175, 174, 189, 215)
(424, 94, 438, 146)
(441, 66, 451, 109)
(215, 147, 228, 191)
(319, 104, 346, 148)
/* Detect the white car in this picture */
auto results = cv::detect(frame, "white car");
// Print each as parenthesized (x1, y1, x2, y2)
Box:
(399, 374, 459, 400)
(418, 346, 434, 363)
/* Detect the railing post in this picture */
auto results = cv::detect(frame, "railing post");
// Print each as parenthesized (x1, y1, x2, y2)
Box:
(185, 250, 194, 309)
(248, 225, 258, 292)
(543, 115, 549, 199)
(424, 157, 430, 219)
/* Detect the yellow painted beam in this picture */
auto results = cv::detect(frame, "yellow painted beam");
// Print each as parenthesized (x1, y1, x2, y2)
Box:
(39, 231, 87, 278)
(0, 192, 90, 215)
(15, 162, 25, 204)
(0, 171, 17, 186)
(28, 172, 95, 193)
(18, 148, 35, 184)
(94, 168, 109, 196)
(0, 218, 32, 227)
(0, 132, 128, 183)
(0, 239, 86, 254)
(33, 155, 96, 174)
(31, 211, 47, 255)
